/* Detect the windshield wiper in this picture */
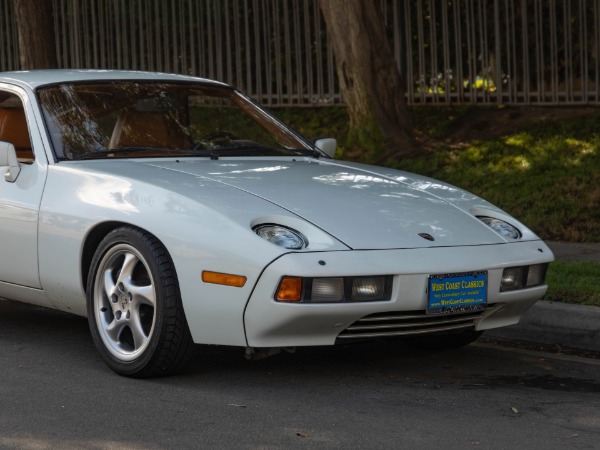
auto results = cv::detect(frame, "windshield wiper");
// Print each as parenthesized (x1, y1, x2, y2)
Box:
(292, 147, 322, 158)
(69, 146, 321, 161)
(71, 147, 213, 161)
(201, 144, 319, 158)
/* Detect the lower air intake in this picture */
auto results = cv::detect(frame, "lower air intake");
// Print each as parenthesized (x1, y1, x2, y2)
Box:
(336, 306, 498, 340)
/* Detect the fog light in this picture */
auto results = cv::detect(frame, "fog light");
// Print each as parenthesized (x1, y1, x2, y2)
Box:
(351, 276, 387, 301)
(526, 263, 548, 287)
(311, 278, 344, 302)
(500, 267, 524, 291)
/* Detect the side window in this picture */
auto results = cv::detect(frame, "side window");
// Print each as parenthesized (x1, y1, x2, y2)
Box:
(0, 92, 34, 163)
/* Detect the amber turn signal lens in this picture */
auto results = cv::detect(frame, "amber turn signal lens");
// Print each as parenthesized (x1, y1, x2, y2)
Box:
(202, 271, 247, 287)
(276, 277, 303, 302)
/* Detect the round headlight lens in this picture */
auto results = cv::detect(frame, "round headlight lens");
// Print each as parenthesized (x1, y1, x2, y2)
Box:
(477, 216, 521, 240)
(254, 225, 307, 249)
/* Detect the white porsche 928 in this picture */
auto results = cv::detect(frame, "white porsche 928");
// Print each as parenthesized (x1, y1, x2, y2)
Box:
(0, 70, 553, 377)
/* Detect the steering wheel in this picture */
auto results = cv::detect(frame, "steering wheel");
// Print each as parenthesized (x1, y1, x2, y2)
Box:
(201, 131, 238, 142)
(193, 131, 239, 150)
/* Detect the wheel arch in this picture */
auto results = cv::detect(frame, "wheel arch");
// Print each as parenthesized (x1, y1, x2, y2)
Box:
(83, 222, 196, 377)
(81, 221, 146, 293)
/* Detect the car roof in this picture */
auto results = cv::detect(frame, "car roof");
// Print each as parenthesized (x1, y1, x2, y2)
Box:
(0, 69, 229, 90)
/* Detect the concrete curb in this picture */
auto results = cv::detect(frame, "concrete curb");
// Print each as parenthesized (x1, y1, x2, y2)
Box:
(485, 300, 600, 353)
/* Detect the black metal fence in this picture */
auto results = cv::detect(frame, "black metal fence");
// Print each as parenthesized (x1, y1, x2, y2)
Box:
(1, 0, 599, 106)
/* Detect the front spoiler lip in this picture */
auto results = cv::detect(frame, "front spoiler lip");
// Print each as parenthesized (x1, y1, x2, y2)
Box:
(242, 241, 553, 347)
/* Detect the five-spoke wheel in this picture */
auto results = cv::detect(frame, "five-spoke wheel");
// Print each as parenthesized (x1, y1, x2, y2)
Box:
(93, 243, 156, 361)
(87, 226, 194, 377)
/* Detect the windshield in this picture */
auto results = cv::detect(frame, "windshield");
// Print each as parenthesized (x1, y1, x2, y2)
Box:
(37, 81, 314, 160)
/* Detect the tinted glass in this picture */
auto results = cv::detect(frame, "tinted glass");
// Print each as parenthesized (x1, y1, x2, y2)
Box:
(37, 81, 311, 160)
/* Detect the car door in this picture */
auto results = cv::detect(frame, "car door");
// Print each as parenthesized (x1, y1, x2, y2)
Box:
(0, 85, 48, 289)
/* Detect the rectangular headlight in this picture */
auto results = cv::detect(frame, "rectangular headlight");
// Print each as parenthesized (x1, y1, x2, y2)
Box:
(311, 278, 344, 302)
(526, 263, 548, 287)
(500, 267, 525, 291)
(351, 276, 387, 301)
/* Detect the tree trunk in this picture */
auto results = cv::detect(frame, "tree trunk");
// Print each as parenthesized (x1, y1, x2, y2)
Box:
(13, 0, 58, 70)
(319, 0, 417, 160)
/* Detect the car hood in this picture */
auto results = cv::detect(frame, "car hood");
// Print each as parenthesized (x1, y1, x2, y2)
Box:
(135, 158, 511, 250)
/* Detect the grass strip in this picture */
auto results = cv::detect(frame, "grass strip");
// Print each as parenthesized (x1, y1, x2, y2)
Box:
(544, 261, 600, 307)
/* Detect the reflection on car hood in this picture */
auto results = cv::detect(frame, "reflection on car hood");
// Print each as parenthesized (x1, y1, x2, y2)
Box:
(139, 158, 506, 250)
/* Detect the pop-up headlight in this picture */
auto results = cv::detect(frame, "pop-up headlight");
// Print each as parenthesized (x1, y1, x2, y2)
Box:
(254, 224, 307, 250)
(477, 216, 521, 240)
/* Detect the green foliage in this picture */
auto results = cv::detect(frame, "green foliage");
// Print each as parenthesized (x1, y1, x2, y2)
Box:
(544, 261, 600, 307)
(275, 107, 350, 158)
(275, 107, 386, 160)
(275, 107, 349, 144)
(346, 118, 389, 162)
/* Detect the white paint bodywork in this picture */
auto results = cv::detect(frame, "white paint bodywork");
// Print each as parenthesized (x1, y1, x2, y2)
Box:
(0, 70, 554, 348)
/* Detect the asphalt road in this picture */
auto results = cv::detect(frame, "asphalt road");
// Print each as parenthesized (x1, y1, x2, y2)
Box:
(1, 299, 599, 450)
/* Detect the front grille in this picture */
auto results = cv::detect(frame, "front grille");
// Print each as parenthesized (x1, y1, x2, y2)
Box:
(336, 305, 498, 340)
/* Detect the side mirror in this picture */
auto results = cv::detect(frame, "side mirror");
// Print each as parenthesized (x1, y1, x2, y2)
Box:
(0, 141, 21, 182)
(314, 138, 337, 159)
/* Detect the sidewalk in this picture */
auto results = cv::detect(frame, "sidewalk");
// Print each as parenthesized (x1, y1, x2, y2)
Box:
(484, 241, 600, 354)
(546, 241, 600, 263)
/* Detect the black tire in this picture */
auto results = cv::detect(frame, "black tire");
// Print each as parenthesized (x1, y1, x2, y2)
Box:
(408, 330, 483, 351)
(86, 226, 195, 377)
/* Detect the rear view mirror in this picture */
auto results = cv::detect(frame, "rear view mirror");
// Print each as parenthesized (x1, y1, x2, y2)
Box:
(0, 141, 21, 182)
(314, 138, 337, 158)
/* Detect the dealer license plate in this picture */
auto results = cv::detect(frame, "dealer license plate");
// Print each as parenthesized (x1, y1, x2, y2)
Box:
(427, 271, 487, 315)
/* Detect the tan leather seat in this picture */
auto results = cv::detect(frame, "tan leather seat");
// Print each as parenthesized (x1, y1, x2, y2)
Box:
(0, 107, 34, 161)
(109, 109, 190, 150)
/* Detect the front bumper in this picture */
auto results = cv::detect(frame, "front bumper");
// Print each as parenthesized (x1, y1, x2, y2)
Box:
(243, 241, 553, 347)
